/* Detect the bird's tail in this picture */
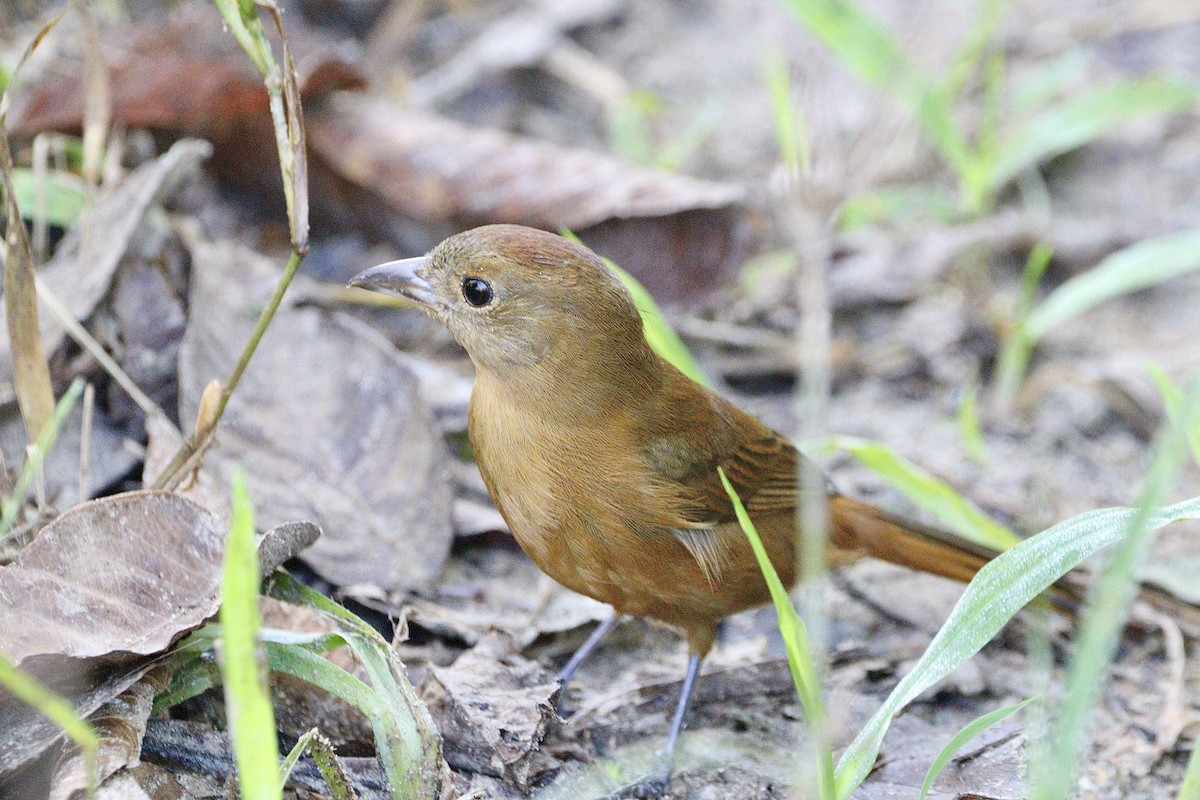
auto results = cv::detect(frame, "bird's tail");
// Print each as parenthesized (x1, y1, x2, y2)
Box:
(828, 495, 1001, 585)
(828, 495, 1200, 632)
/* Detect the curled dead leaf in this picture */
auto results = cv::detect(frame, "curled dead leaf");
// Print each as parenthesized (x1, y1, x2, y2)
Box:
(308, 92, 750, 304)
(420, 631, 558, 788)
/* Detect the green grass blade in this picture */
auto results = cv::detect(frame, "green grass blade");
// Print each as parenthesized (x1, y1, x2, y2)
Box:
(218, 469, 281, 800)
(993, 244, 1053, 406)
(559, 228, 708, 386)
(1009, 51, 1087, 116)
(9, 168, 87, 227)
(957, 381, 986, 464)
(1147, 364, 1200, 468)
(830, 436, 1019, 550)
(719, 468, 835, 799)
(764, 46, 809, 176)
(833, 493, 1200, 797)
(0, 653, 99, 798)
(918, 696, 1034, 799)
(278, 728, 354, 800)
(780, 0, 971, 178)
(267, 573, 441, 799)
(1031, 383, 1199, 799)
(278, 728, 317, 788)
(992, 76, 1200, 190)
(0, 377, 84, 538)
(1024, 228, 1200, 342)
(837, 185, 961, 231)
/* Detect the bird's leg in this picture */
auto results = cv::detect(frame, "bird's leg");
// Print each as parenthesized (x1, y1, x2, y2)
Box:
(661, 653, 701, 767)
(606, 653, 703, 799)
(555, 613, 621, 712)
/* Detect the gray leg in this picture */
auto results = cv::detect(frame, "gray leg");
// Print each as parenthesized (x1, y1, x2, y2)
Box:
(662, 653, 701, 766)
(606, 653, 704, 799)
(556, 614, 620, 710)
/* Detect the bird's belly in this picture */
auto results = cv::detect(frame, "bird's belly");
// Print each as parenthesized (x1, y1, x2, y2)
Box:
(468, 405, 798, 628)
(487, 463, 793, 627)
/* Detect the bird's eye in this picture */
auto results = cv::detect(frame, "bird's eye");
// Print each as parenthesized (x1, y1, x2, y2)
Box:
(461, 277, 494, 307)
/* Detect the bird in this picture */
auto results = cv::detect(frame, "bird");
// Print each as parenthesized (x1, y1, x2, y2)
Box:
(349, 224, 1007, 793)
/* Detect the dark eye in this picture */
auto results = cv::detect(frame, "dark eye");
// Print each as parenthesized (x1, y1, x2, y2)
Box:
(461, 277, 493, 307)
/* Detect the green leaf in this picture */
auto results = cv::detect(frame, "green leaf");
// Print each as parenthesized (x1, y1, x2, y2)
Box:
(919, 697, 1035, 799)
(993, 243, 1054, 405)
(957, 381, 986, 465)
(267, 573, 441, 799)
(837, 185, 960, 231)
(833, 493, 1200, 797)
(764, 46, 809, 176)
(780, 0, 970, 177)
(1031, 383, 1199, 799)
(829, 436, 1019, 551)
(993, 76, 1200, 189)
(559, 228, 708, 386)
(218, 470, 281, 800)
(1147, 364, 1200, 468)
(278, 728, 353, 800)
(0, 653, 99, 799)
(719, 468, 835, 799)
(8, 168, 87, 227)
(1024, 228, 1200, 342)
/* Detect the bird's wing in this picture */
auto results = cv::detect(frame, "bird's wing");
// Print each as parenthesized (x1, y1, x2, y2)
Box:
(638, 391, 805, 527)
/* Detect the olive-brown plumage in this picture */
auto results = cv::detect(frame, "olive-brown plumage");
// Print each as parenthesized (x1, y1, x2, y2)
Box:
(350, 224, 1000, 786)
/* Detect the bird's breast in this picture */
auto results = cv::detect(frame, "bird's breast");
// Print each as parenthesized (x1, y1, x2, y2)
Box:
(467, 377, 669, 607)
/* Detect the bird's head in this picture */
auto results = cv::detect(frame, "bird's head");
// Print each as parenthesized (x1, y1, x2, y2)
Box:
(349, 225, 650, 378)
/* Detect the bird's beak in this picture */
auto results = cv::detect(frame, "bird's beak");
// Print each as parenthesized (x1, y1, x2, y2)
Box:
(348, 257, 435, 307)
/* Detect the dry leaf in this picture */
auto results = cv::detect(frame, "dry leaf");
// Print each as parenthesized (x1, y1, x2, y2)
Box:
(0, 139, 210, 408)
(48, 663, 172, 800)
(175, 237, 454, 592)
(12, 1, 362, 204)
(421, 631, 558, 788)
(0, 492, 224, 665)
(0, 493, 318, 780)
(308, 92, 749, 304)
(0, 491, 223, 777)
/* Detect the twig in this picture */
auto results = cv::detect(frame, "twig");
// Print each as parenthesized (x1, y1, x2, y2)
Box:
(33, 273, 164, 420)
(150, 249, 304, 489)
(151, 0, 309, 490)
(79, 382, 94, 503)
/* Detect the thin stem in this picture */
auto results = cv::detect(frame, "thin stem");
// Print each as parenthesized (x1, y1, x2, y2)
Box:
(150, 249, 305, 489)
(33, 274, 162, 419)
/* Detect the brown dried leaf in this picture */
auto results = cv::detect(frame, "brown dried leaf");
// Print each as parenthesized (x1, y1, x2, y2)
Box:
(0, 661, 158, 790)
(174, 237, 453, 592)
(48, 663, 172, 800)
(0, 401, 140, 510)
(1, 110, 55, 441)
(0, 139, 211, 409)
(420, 631, 558, 788)
(12, 1, 361, 201)
(0, 510, 317, 781)
(0, 491, 225, 778)
(0, 491, 225, 665)
(308, 93, 750, 303)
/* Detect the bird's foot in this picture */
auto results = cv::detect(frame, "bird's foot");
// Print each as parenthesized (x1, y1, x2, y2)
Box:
(553, 680, 569, 717)
(601, 757, 673, 799)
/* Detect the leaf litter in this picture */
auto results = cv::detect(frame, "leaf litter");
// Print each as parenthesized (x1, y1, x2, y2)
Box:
(0, 0, 1198, 798)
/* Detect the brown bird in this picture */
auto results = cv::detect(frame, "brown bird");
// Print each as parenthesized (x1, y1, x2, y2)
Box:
(350, 224, 1002, 791)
